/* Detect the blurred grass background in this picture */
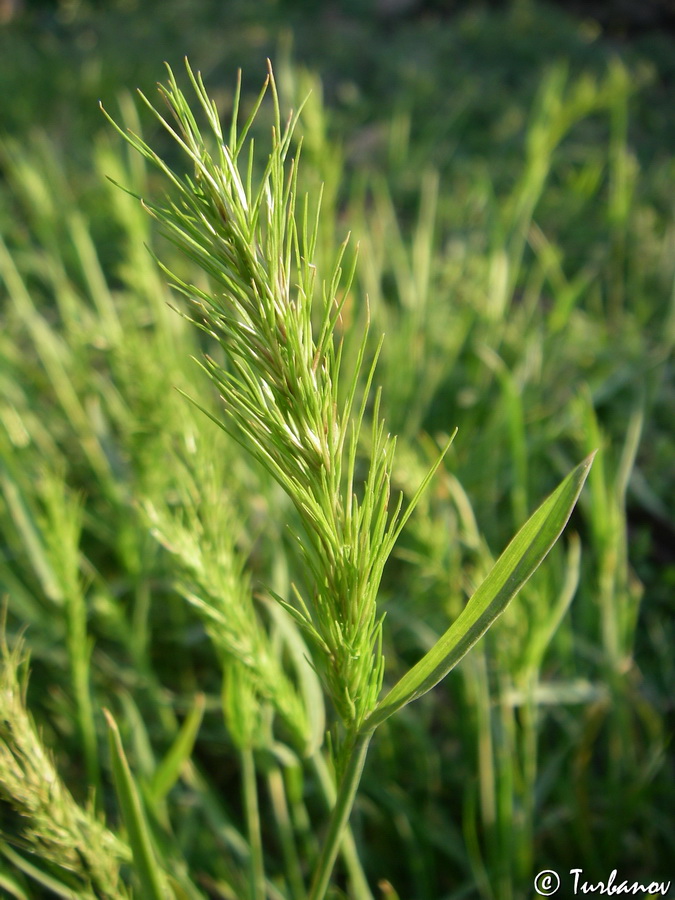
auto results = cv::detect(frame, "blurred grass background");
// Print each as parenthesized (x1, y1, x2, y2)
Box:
(0, 1, 673, 898)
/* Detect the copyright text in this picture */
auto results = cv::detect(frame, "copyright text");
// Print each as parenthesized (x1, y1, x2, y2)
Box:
(533, 868, 671, 896)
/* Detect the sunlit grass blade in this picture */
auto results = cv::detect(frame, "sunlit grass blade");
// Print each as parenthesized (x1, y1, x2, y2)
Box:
(365, 453, 595, 731)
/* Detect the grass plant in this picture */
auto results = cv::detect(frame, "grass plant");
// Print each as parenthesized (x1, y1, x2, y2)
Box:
(99, 60, 590, 898)
(0, 20, 672, 899)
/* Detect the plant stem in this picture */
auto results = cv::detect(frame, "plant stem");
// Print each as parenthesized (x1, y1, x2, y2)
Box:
(311, 751, 373, 900)
(267, 763, 307, 900)
(308, 730, 373, 900)
(242, 747, 265, 900)
(70, 635, 100, 798)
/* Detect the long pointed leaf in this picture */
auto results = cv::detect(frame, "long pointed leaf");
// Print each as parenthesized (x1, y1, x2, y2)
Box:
(148, 693, 205, 805)
(104, 710, 169, 900)
(364, 453, 595, 731)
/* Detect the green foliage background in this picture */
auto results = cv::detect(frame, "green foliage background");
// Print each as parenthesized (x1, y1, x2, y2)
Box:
(0, 1, 673, 897)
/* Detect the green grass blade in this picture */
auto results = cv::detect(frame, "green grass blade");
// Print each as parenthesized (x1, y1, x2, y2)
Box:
(0, 842, 81, 899)
(147, 693, 205, 805)
(0, 471, 61, 605)
(104, 710, 170, 900)
(365, 453, 595, 731)
(242, 746, 266, 900)
(0, 868, 30, 900)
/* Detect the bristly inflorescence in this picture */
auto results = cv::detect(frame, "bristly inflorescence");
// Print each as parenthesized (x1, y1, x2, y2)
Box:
(0, 631, 130, 898)
(103, 60, 447, 731)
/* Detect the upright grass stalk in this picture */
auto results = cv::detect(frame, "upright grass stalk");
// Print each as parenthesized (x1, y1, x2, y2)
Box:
(266, 763, 308, 900)
(104, 60, 592, 897)
(223, 661, 269, 900)
(310, 751, 373, 899)
(38, 472, 101, 797)
(241, 746, 265, 900)
(308, 730, 373, 900)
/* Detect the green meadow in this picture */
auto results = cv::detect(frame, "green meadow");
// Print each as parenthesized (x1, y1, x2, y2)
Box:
(0, 2, 672, 898)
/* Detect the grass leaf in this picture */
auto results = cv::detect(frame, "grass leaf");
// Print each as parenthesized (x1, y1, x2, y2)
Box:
(0, 842, 81, 899)
(147, 694, 205, 805)
(104, 710, 170, 900)
(365, 453, 595, 730)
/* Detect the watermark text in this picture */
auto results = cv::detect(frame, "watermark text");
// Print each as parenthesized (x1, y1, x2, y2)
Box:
(533, 868, 671, 896)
